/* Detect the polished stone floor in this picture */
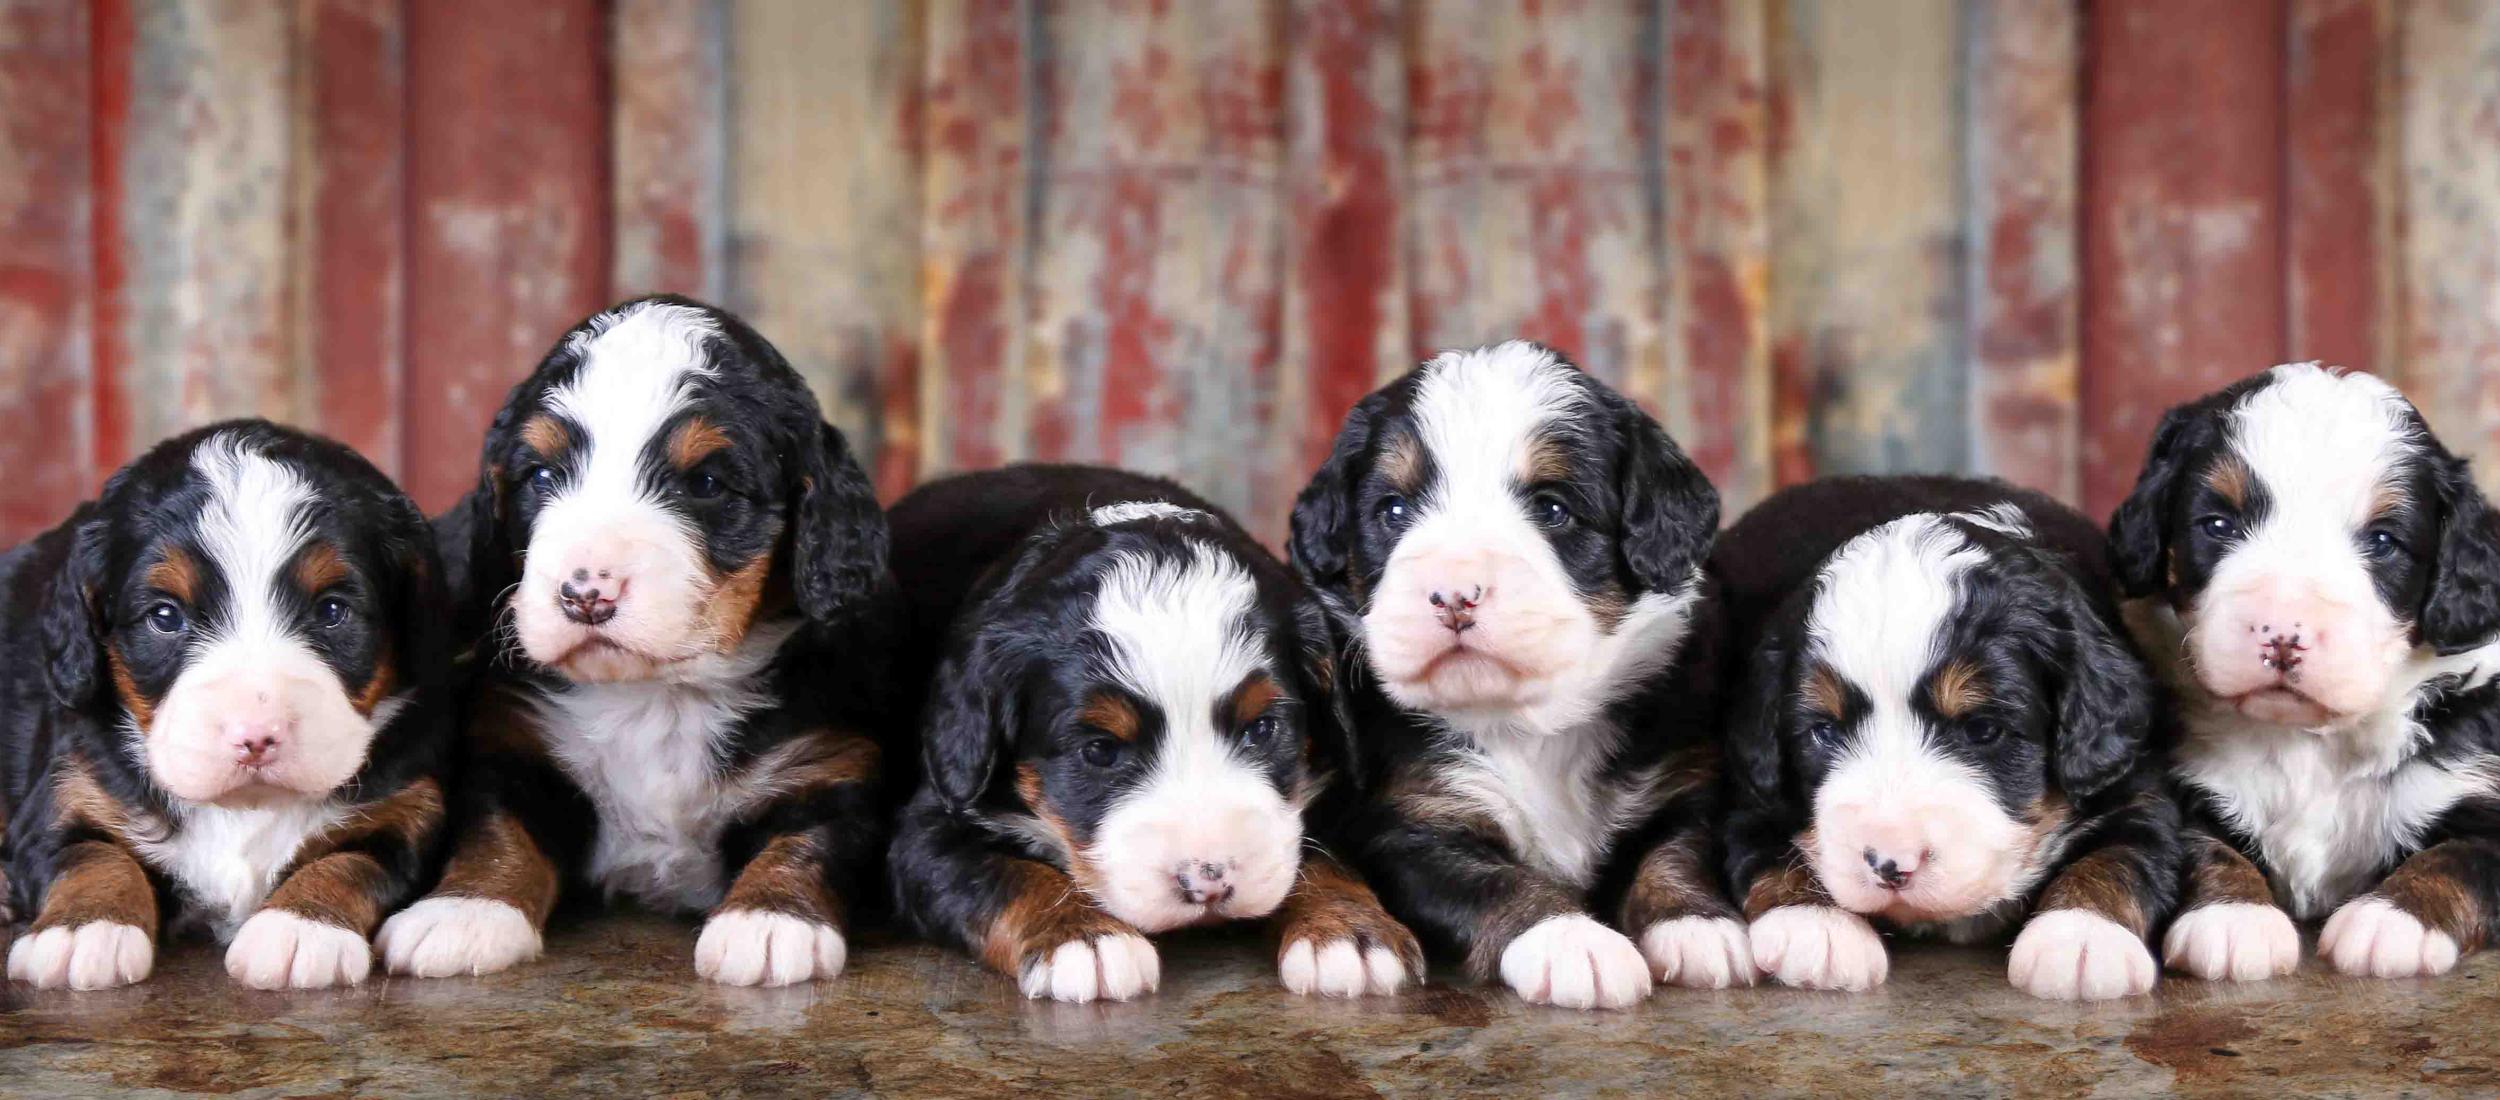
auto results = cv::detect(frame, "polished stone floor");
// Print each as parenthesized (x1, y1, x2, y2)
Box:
(4, 912, 2497, 1098)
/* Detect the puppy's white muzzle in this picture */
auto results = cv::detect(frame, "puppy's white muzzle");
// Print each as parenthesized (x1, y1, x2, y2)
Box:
(2191, 572, 2407, 726)
(1365, 518, 1599, 714)
(1087, 791, 1302, 934)
(149, 660, 374, 805)
(513, 500, 712, 681)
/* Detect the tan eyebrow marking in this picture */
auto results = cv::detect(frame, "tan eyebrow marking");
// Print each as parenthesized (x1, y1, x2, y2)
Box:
(144, 547, 198, 603)
(666, 416, 734, 471)
(1229, 671, 1282, 729)
(1377, 432, 1425, 495)
(1802, 663, 1848, 720)
(519, 414, 572, 458)
(2203, 455, 2251, 510)
(1521, 432, 1572, 484)
(1077, 692, 1140, 742)
(293, 541, 350, 594)
(1930, 660, 1987, 720)
(2368, 476, 2411, 523)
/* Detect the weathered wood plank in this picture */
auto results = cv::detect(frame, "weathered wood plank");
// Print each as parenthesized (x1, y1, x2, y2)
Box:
(2288, 0, 2393, 378)
(296, 0, 407, 477)
(725, 0, 923, 498)
(1766, 0, 1965, 483)
(0, 0, 94, 539)
(613, 0, 727, 302)
(917, 0, 1029, 482)
(2080, 0, 2286, 517)
(1966, 0, 2080, 505)
(404, 0, 609, 513)
(1658, 0, 1772, 511)
(108, 0, 298, 458)
(1025, 0, 1288, 528)
(1280, 0, 1406, 522)
(2396, 0, 2500, 483)
(1404, 0, 1658, 385)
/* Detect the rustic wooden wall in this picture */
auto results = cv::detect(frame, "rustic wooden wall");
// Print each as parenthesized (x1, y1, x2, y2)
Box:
(2, 0, 2494, 547)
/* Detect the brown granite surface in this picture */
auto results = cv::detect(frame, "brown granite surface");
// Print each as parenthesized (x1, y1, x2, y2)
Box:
(4, 912, 2496, 1099)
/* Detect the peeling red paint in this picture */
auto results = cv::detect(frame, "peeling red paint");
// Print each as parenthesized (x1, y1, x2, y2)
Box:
(0, 0, 94, 539)
(2287, 0, 2387, 375)
(304, 0, 407, 478)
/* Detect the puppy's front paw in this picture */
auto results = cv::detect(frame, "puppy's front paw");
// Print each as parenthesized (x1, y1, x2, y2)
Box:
(1020, 932, 1160, 1004)
(6, 921, 153, 990)
(1638, 915, 1755, 990)
(695, 909, 847, 987)
(1749, 905, 1888, 992)
(377, 897, 543, 978)
(2320, 895, 2459, 979)
(2163, 902, 2299, 982)
(2009, 909, 2157, 1001)
(1498, 913, 1653, 1009)
(227, 910, 373, 990)
(1279, 936, 1414, 998)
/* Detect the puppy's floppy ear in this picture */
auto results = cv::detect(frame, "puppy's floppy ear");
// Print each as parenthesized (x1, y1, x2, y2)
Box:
(43, 513, 108, 711)
(2107, 405, 2204, 598)
(1722, 618, 1796, 818)
(792, 419, 893, 625)
(2040, 567, 2156, 799)
(1289, 593, 1365, 791)
(1607, 389, 1720, 595)
(2421, 448, 2500, 654)
(921, 622, 1022, 812)
(1288, 395, 1381, 600)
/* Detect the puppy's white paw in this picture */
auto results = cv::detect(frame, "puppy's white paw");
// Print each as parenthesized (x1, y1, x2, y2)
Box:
(1020, 933, 1161, 1003)
(2009, 909, 2157, 1001)
(695, 909, 847, 987)
(1498, 913, 1653, 1010)
(5, 921, 153, 990)
(2163, 902, 2299, 982)
(1638, 915, 1756, 990)
(376, 897, 542, 978)
(226, 909, 373, 990)
(2320, 895, 2459, 979)
(1749, 905, 1888, 992)
(1279, 936, 1412, 998)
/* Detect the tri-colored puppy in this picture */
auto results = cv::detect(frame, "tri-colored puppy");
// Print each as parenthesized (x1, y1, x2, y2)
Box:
(2110, 364, 2500, 981)
(1716, 476, 2182, 1000)
(2, 421, 452, 990)
(1287, 341, 1744, 1010)
(377, 296, 897, 987)
(888, 464, 1419, 1003)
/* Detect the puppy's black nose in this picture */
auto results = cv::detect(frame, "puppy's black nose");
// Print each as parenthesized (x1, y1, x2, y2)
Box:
(557, 580, 617, 625)
(1173, 863, 1237, 906)
(1429, 585, 1484, 632)
(1865, 848, 1914, 889)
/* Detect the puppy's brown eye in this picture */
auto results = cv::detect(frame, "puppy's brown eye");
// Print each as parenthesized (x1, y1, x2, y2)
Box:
(684, 472, 725, 500)
(1374, 494, 1412, 530)
(1242, 715, 1282, 746)
(1966, 720, 2007, 747)
(315, 595, 353, 629)
(1531, 493, 1573, 530)
(1081, 737, 1122, 767)
(145, 601, 187, 635)
(2198, 514, 2241, 541)
(1804, 719, 1837, 746)
(526, 465, 561, 495)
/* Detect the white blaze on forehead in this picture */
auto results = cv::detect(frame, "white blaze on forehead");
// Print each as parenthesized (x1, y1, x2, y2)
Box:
(548, 300, 721, 498)
(1807, 516, 1984, 726)
(1410, 340, 1586, 514)
(2231, 363, 2419, 534)
(1090, 543, 1268, 744)
(1089, 501, 1207, 527)
(191, 434, 318, 653)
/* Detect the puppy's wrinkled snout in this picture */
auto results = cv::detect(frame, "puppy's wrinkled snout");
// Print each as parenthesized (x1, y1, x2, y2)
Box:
(556, 567, 623, 625)
(1173, 860, 1239, 906)
(208, 686, 298, 769)
(1429, 584, 1485, 633)
(1864, 846, 1923, 891)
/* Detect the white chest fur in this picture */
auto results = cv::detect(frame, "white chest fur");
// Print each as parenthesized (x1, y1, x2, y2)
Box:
(134, 800, 346, 940)
(1442, 718, 1653, 891)
(2177, 717, 2495, 918)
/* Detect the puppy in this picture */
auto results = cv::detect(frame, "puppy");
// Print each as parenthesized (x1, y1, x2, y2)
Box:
(1716, 476, 2182, 1000)
(1287, 341, 1744, 1010)
(1, 421, 451, 990)
(376, 296, 897, 987)
(888, 464, 1420, 1003)
(2109, 363, 2500, 981)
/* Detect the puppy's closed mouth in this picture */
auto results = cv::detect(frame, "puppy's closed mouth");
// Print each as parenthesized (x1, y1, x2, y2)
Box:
(2227, 686, 2339, 728)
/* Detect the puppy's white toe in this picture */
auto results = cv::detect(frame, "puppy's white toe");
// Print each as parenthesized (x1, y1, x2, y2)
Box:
(1748, 905, 1888, 992)
(376, 897, 542, 979)
(1499, 913, 1653, 1010)
(694, 909, 847, 987)
(1280, 936, 1412, 998)
(2163, 902, 2299, 982)
(2009, 909, 2157, 1001)
(227, 909, 374, 990)
(1639, 915, 1756, 990)
(2320, 896, 2459, 979)
(7, 922, 153, 991)
(1021, 933, 1161, 1004)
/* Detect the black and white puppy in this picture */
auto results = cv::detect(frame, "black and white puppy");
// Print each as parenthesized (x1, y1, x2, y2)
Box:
(2109, 363, 2500, 981)
(1288, 341, 1744, 1010)
(1717, 476, 2181, 1000)
(889, 465, 1419, 1003)
(2, 421, 452, 990)
(376, 295, 897, 987)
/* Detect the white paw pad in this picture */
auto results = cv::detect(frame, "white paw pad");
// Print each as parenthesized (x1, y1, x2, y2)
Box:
(695, 910, 847, 987)
(6, 921, 153, 990)
(2009, 909, 2157, 1001)
(2320, 896, 2459, 979)
(1020, 933, 1161, 1003)
(376, 897, 543, 978)
(1498, 913, 1653, 1010)
(2163, 902, 2299, 982)
(1279, 937, 1411, 998)
(226, 909, 374, 990)
(1639, 915, 1756, 990)
(1749, 905, 1888, 992)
